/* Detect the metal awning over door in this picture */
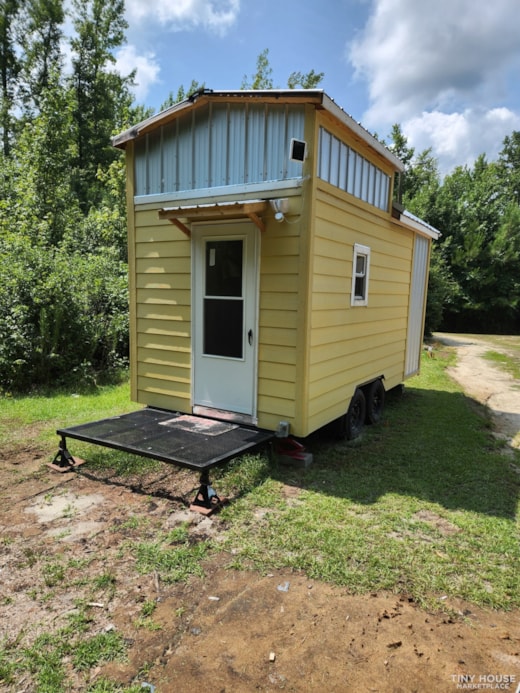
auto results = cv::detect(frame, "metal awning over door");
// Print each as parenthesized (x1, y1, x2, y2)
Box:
(158, 199, 268, 235)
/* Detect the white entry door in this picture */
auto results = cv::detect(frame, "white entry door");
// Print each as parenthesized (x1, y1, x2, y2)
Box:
(193, 223, 259, 418)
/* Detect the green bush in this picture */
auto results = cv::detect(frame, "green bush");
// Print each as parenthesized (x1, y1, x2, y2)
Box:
(0, 236, 128, 392)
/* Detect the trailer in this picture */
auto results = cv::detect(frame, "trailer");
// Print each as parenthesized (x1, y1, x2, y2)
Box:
(53, 89, 440, 509)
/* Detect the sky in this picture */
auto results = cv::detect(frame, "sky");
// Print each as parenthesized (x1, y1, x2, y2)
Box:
(114, 0, 520, 176)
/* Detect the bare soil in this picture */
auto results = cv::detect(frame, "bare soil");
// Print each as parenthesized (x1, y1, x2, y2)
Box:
(436, 333, 520, 450)
(1, 335, 519, 693)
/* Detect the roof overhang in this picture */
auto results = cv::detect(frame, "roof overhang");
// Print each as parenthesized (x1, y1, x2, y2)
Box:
(393, 206, 441, 240)
(158, 199, 268, 236)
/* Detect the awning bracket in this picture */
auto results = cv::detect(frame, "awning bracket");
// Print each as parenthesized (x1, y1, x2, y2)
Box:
(158, 200, 268, 234)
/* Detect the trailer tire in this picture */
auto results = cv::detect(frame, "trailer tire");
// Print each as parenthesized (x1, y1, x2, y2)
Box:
(345, 388, 366, 440)
(365, 379, 385, 425)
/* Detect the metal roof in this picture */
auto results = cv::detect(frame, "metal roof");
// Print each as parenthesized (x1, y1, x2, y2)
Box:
(401, 209, 441, 239)
(112, 88, 405, 172)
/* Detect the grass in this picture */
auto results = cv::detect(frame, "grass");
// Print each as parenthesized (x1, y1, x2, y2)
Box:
(439, 332, 520, 380)
(130, 530, 210, 583)
(0, 345, 519, 689)
(0, 378, 140, 449)
(0, 610, 129, 691)
(217, 351, 520, 610)
(483, 350, 520, 380)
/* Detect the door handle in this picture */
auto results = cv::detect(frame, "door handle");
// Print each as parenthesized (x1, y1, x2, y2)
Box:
(248, 329, 253, 346)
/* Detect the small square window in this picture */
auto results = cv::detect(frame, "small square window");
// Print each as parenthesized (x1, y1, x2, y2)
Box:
(351, 243, 370, 306)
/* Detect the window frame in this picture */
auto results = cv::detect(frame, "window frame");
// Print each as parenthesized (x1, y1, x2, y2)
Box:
(351, 243, 371, 307)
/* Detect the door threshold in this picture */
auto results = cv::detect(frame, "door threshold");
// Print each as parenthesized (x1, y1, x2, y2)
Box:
(193, 406, 258, 428)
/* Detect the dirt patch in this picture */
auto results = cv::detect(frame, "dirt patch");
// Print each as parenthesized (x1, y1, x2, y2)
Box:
(1, 336, 520, 692)
(436, 333, 520, 449)
(1, 466, 519, 692)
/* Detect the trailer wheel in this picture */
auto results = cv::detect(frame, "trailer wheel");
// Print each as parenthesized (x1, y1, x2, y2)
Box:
(365, 379, 385, 425)
(345, 388, 366, 440)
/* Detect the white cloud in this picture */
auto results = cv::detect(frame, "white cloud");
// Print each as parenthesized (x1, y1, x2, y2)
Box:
(403, 108, 520, 175)
(125, 0, 240, 35)
(115, 45, 161, 102)
(349, 0, 520, 125)
(348, 0, 520, 174)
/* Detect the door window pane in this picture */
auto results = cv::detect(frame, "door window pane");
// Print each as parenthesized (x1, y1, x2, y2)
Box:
(205, 240, 243, 297)
(204, 239, 244, 358)
(204, 298, 243, 358)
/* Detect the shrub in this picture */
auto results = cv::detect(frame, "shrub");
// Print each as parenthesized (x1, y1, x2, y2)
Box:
(0, 236, 128, 392)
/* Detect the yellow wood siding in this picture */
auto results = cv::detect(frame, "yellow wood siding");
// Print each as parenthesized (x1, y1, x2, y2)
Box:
(256, 220, 303, 431)
(125, 143, 138, 401)
(133, 203, 192, 411)
(306, 181, 414, 433)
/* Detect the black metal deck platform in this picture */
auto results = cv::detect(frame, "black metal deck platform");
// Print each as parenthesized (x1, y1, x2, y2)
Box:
(55, 408, 274, 472)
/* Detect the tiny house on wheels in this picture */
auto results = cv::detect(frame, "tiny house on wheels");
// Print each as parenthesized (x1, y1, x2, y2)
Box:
(112, 88, 439, 440)
(53, 89, 439, 505)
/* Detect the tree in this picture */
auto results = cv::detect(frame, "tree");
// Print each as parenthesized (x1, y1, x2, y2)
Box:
(0, 0, 21, 155)
(242, 48, 273, 89)
(9, 70, 79, 247)
(498, 131, 520, 205)
(242, 48, 324, 91)
(287, 69, 324, 89)
(388, 123, 416, 203)
(69, 0, 134, 209)
(19, 0, 64, 113)
(159, 80, 205, 112)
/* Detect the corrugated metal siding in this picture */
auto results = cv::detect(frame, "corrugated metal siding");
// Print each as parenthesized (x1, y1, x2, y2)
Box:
(405, 234, 429, 376)
(134, 103, 305, 196)
(317, 127, 390, 211)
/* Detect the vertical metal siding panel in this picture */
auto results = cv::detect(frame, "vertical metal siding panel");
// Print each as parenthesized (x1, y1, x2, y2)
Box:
(319, 128, 331, 180)
(177, 114, 192, 191)
(374, 171, 382, 210)
(265, 104, 286, 181)
(210, 104, 228, 187)
(368, 163, 375, 206)
(228, 104, 246, 185)
(361, 159, 369, 202)
(134, 139, 147, 195)
(354, 154, 363, 198)
(247, 104, 265, 183)
(347, 148, 356, 195)
(162, 121, 177, 193)
(286, 107, 305, 179)
(380, 174, 389, 211)
(339, 142, 348, 191)
(147, 130, 162, 194)
(160, 126, 165, 192)
(193, 105, 210, 188)
(329, 135, 340, 187)
(405, 234, 429, 376)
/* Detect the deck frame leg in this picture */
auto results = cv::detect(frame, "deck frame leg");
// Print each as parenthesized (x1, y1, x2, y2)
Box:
(47, 436, 86, 473)
(190, 469, 225, 515)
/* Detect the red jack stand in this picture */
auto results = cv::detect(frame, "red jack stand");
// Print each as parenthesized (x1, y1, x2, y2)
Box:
(273, 437, 313, 467)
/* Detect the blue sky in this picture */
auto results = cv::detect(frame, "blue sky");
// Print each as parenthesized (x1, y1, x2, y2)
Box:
(114, 0, 520, 175)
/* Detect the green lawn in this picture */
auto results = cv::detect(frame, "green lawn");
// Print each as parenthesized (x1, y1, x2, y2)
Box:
(1, 348, 519, 690)
(1, 351, 519, 613)
(216, 349, 520, 610)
